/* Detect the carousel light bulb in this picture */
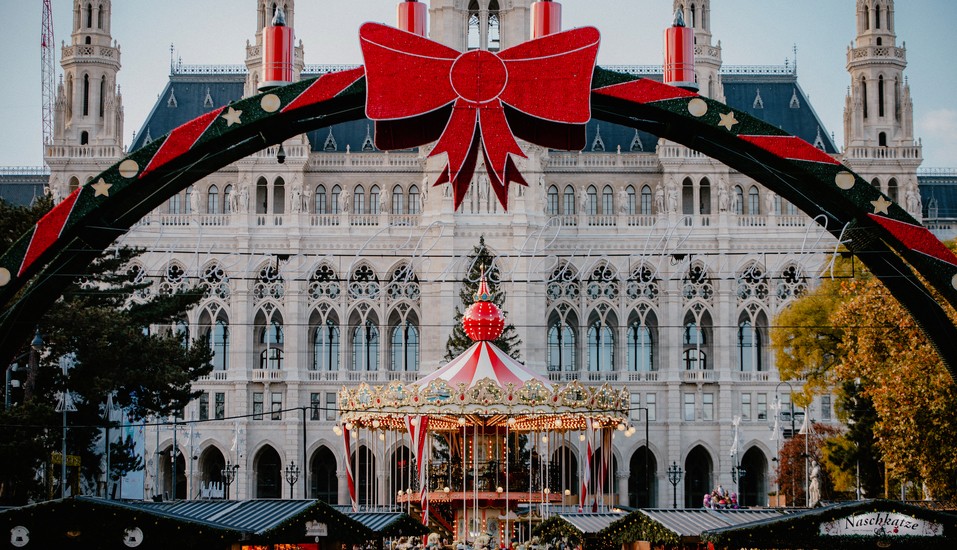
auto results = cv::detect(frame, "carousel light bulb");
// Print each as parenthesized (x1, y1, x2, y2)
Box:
(333, 427, 341, 436)
(508, 418, 517, 427)
(351, 430, 358, 438)
(497, 486, 504, 493)
(399, 490, 404, 496)
(544, 488, 550, 494)
(541, 436, 548, 443)
(444, 487, 451, 494)
(410, 417, 418, 426)
(624, 430, 632, 437)
(379, 433, 385, 441)
(617, 423, 626, 431)
(407, 489, 413, 495)
(579, 434, 586, 442)
(564, 489, 571, 496)
(373, 419, 381, 428)
(458, 417, 467, 426)
(345, 422, 354, 430)
(555, 418, 563, 428)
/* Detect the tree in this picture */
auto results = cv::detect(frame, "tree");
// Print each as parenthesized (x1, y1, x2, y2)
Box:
(774, 422, 841, 507)
(444, 236, 522, 361)
(819, 381, 884, 499)
(0, 196, 211, 504)
(831, 277, 957, 500)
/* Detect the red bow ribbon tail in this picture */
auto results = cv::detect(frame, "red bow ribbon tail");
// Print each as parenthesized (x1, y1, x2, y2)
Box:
(480, 102, 528, 210)
(429, 99, 482, 209)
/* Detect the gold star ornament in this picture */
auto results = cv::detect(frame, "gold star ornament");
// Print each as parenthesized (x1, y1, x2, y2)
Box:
(718, 111, 738, 131)
(221, 107, 243, 127)
(871, 196, 893, 215)
(91, 179, 112, 197)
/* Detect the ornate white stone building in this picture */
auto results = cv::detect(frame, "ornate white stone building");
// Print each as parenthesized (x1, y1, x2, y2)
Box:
(43, 0, 923, 514)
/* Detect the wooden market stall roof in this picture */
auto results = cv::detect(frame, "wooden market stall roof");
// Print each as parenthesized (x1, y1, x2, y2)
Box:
(599, 508, 793, 548)
(348, 512, 431, 538)
(700, 499, 957, 550)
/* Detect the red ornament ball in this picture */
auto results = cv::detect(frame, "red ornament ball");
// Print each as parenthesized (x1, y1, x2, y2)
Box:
(463, 301, 505, 342)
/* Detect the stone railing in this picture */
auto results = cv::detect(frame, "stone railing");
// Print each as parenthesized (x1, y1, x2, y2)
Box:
(735, 371, 773, 382)
(252, 369, 284, 382)
(0, 167, 50, 176)
(918, 168, 957, 177)
(309, 214, 340, 227)
(627, 215, 659, 227)
(587, 215, 617, 227)
(546, 152, 659, 170)
(586, 371, 620, 382)
(681, 370, 719, 382)
(310, 152, 420, 169)
(737, 215, 767, 227)
(46, 145, 123, 159)
(389, 214, 419, 226)
(307, 371, 341, 382)
(626, 371, 660, 382)
(198, 371, 229, 382)
(848, 45, 906, 64)
(844, 146, 921, 160)
(658, 145, 708, 160)
(775, 215, 807, 227)
(601, 64, 795, 76)
(303, 64, 363, 75)
(548, 371, 581, 382)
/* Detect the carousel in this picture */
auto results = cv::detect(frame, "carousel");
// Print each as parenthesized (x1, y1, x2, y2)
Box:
(337, 274, 631, 548)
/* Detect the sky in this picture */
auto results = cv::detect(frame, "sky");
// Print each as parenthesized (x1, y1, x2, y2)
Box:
(1, 1, 955, 168)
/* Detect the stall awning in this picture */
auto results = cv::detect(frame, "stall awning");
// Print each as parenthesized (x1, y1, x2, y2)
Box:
(348, 512, 431, 537)
(558, 513, 626, 535)
(596, 507, 795, 548)
(700, 499, 957, 549)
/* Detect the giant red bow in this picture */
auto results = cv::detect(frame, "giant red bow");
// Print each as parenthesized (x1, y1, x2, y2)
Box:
(360, 23, 600, 210)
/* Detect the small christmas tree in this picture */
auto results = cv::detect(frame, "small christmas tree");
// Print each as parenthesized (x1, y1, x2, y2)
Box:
(444, 236, 522, 361)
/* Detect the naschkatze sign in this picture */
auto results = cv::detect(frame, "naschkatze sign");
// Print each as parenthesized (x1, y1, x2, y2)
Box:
(820, 512, 943, 537)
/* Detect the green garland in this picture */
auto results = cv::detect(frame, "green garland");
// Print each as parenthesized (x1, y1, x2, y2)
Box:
(598, 510, 680, 547)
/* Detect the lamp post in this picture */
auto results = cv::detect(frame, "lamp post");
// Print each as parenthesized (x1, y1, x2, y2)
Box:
(55, 353, 76, 499)
(775, 381, 795, 507)
(667, 462, 683, 509)
(731, 463, 746, 496)
(222, 462, 239, 500)
(284, 461, 301, 499)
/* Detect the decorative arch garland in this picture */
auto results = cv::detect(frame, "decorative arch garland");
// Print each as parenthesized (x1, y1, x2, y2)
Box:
(2, 62, 957, 380)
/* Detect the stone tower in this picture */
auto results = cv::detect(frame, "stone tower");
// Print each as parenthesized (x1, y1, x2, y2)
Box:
(674, 0, 723, 101)
(842, 0, 922, 215)
(53, 0, 123, 148)
(245, 0, 305, 98)
(48, 0, 124, 197)
(429, 0, 535, 53)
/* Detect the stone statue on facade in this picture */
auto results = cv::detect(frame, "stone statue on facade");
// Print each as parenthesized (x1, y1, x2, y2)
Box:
(717, 181, 729, 212)
(808, 460, 823, 507)
(666, 180, 679, 213)
(540, 175, 548, 214)
(618, 188, 629, 214)
(419, 177, 429, 205)
(48, 183, 63, 204)
(765, 190, 776, 215)
(338, 188, 351, 213)
(190, 187, 200, 214)
(728, 185, 739, 215)
(289, 181, 303, 213)
(654, 183, 665, 214)
(578, 187, 589, 213)
(380, 188, 391, 214)
(238, 183, 250, 213)
(302, 183, 313, 214)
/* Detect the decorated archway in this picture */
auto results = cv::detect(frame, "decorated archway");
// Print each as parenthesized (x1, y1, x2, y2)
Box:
(2, 25, 957, 381)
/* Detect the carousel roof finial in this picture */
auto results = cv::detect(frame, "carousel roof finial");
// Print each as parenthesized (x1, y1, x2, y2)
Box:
(463, 267, 504, 341)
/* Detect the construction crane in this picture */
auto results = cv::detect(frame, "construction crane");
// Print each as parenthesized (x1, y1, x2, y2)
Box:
(41, 0, 55, 156)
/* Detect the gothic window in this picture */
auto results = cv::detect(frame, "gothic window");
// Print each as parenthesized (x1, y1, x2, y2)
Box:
(875, 5, 881, 29)
(602, 186, 614, 215)
(316, 185, 327, 214)
(370, 185, 380, 214)
(895, 77, 901, 121)
(185, 185, 193, 213)
(682, 178, 694, 215)
(314, 319, 340, 371)
(391, 321, 419, 371)
(353, 320, 379, 371)
(689, 4, 696, 27)
(640, 185, 652, 215)
(86, 3, 93, 28)
(699, 178, 711, 214)
(99, 76, 105, 118)
(467, 1, 480, 51)
(258, 318, 284, 369)
(548, 185, 559, 216)
(256, 177, 268, 214)
(212, 319, 229, 371)
(626, 185, 636, 216)
(80, 131, 89, 145)
(627, 312, 657, 371)
(586, 186, 598, 215)
(862, 77, 868, 119)
(588, 321, 615, 371)
(83, 74, 90, 116)
(393, 185, 404, 215)
(736, 263, 769, 302)
(878, 75, 885, 117)
(547, 317, 577, 372)
(879, 132, 887, 147)
(863, 5, 869, 30)
(169, 193, 181, 214)
(69, 176, 79, 194)
(563, 185, 576, 215)
(748, 186, 760, 215)
(355, 185, 365, 214)
(273, 177, 285, 214)
(488, 0, 501, 52)
(733, 186, 744, 215)
(97, 4, 102, 29)
(738, 310, 768, 372)
(207, 185, 219, 214)
(876, 37, 882, 46)
(66, 75, 74, 120)
(708, 76, 714, 99)
(682, 310, 712, 370)
(332, 185, 341, 214)
(871, 178, 881, 190)
(409, 185, 420, 215)
(223, 185, 232, 214)
(776, 264, 808, 299)
(888, 178, 899, 202)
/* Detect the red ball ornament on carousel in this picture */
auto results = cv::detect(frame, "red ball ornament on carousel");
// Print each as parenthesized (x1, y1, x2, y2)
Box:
(462, 272, 505, 342)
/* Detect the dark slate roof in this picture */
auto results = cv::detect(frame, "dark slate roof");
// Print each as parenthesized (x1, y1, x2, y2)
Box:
(348, 512, 431, 537)
(633, 508, 790, 538)
(0, 170, 49, 207)
(722, 75, 839, 154)
(555, 513, 625, 534)
(918, 169, 957, 219)
(128, 498, 321, 535)
(129, 68, 837, 156)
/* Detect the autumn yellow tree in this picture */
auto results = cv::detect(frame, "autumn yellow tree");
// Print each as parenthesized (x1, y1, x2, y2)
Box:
(831, 278, 957, 499)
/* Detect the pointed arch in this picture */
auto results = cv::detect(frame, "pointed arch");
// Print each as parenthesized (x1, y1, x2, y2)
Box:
(253, 444, 282, 498)
(684, 444, 714, 508)
(310, 445, 338, 502)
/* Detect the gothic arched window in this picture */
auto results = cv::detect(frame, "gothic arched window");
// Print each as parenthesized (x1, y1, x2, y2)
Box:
(748, 186, 760, 215)
(354, 185, 365, 214)
(207, 185, 219, 214)
(212, 319, 229, 371)
(627, 314, 656, 371)
(587, 321, 615, 372)
(602, 186, 614, 215)
(548, 185, 559, 216)
(862, 77, 868, 119)
(332, 185, 341, 214)
(259, 320, 284, 369)
(888, 178, 899, 203)
(391, 321, 419, 371)
(564, 185, 576, 215)
(353, 320, 379, 371)
(547, 320, 577, 371)
(223, 185, 232, 214)
(878, 75, 885, 117)
(640, 185, 652, 215)
(392, 185, 404, 215)
(733, 186, 744, 215)
(467, 0, 480, 51)
(700, 178, 711, 214)
(314, 319, 340, 371)
(682, 177, 694, 214)
(409, 185, 420, 214)
(370, 185, 380, 214)
(626, 185, 636, 216)
(83, 74, 90, 116)
(316, 185, 326, 214)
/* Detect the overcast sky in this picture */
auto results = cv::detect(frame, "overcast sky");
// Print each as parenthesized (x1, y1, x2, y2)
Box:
(1, 1, 954, 168)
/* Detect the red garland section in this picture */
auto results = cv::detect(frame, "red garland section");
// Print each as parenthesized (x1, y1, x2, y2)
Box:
(360, 23, 599, 210)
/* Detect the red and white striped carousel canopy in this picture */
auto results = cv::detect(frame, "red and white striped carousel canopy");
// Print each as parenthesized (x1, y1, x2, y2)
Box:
(416, 341, 551, 391)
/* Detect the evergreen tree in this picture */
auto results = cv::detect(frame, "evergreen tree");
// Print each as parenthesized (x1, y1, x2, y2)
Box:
(0, 195, 211, 504)
(444, 236, 522, 362)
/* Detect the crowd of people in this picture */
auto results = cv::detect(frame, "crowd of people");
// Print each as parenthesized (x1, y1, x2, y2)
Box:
(703, 485, 740, 509)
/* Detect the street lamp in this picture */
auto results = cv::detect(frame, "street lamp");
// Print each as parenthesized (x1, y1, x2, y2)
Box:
(285, 461, 301, 499)
(222, 462, 239, 500)
(667, 462, 683, 509)
(775, 381, 795, 507)
(731, 463, 746, 495)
